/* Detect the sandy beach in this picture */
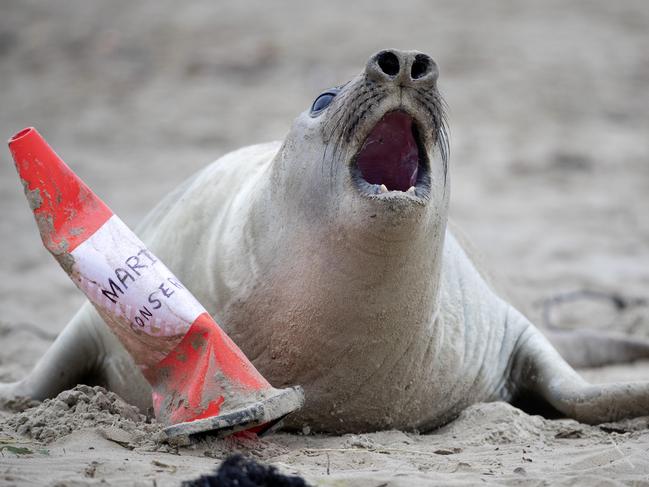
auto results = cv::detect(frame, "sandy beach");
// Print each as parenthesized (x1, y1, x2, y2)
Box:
(1, 1, 649, 485)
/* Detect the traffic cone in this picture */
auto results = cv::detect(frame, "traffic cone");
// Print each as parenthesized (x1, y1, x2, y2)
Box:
(8, 127, 304, 439)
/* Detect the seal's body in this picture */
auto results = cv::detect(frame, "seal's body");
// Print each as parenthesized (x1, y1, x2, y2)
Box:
(3, 49, 649, 432)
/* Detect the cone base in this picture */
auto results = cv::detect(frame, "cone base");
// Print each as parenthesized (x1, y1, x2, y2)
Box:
(161, 386, 304, 440)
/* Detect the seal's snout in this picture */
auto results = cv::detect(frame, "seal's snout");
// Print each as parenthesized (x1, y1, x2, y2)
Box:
(343, 49, 447, 200)
(366, 49, 438, 88)
(312, 48, 447, 204)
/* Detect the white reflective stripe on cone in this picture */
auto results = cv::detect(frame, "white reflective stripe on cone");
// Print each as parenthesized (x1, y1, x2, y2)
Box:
(70, 215, 205, 368)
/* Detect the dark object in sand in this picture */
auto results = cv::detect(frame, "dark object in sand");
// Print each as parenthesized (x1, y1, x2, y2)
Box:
(181, 454, 309, 487)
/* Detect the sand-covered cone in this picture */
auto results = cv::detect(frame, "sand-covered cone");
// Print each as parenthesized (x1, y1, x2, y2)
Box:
(8, 127, 304, 439)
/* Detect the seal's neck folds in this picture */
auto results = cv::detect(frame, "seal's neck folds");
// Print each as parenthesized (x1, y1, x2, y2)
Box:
(248, 166, 448, 340)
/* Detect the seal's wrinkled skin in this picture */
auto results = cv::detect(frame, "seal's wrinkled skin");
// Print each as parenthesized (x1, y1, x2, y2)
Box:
(2, 49, 649, 433)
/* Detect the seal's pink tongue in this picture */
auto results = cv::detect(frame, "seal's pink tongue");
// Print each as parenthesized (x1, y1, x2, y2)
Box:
(356, 111, 419, 192)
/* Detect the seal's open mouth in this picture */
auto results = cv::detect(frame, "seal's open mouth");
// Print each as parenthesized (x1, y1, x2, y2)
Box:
(353, 110, 428, 196)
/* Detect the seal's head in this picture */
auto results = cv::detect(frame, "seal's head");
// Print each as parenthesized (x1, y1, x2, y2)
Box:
(272, 49, 449, 234)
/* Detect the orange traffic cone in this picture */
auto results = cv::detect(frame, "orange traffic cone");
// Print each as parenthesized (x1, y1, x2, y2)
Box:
(8, 127, 304, 439)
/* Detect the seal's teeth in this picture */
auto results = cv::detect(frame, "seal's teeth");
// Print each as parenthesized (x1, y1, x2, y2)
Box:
(379, 184, 389, 194)
(406, 186, 416, 194)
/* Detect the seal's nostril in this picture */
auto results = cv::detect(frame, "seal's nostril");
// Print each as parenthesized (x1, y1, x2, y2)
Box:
(411, 54, 432, 80)
(377, 51, 400, 77)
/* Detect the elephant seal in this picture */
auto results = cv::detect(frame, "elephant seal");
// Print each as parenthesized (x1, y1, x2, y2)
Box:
(2, 49, 649, 433)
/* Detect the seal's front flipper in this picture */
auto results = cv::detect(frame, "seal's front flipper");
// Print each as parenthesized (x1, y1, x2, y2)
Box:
(545, 328, 649, 369)
(0, 304, 105, 405)
(511, 326, 649, 424)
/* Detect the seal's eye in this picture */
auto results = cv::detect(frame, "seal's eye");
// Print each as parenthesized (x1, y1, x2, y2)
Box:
(310, 89, 340, 117)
